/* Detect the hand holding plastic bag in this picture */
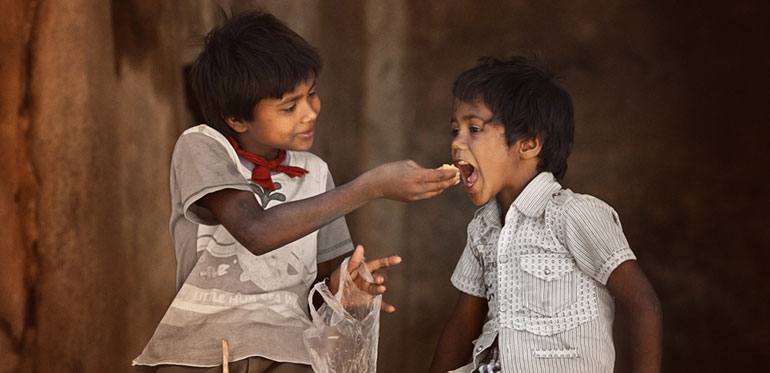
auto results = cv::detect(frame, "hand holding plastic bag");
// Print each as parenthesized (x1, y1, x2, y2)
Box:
(303, 245, 401, 373)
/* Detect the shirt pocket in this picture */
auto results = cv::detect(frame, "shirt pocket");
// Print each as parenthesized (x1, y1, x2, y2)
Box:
(520, 253, 578, 316)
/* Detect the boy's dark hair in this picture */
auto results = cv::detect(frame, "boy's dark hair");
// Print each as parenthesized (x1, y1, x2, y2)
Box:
(453, 56, 574, 180)
(189, 11, 322, 137)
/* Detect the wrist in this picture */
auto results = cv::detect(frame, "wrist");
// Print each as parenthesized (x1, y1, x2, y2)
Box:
(327, 267, 343, 295)
(350, 171, 382, 201)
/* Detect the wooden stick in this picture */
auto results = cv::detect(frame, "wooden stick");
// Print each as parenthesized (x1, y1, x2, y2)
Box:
(222, 339, 229, 373)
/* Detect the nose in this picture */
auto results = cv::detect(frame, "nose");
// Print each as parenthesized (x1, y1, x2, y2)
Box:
(451, 131, 468, 153)
(301, 96, 321, 123)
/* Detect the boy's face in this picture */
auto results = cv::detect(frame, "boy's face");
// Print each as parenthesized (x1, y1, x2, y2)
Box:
(231, 79, 320, 159)
(451, 99, 530, 206)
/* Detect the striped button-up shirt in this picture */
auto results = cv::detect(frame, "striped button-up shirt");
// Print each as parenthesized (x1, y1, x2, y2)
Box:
(451, 172, 636, 372)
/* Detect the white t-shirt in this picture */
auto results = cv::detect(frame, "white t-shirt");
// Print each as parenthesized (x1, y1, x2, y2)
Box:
(134, 125, 354, 367)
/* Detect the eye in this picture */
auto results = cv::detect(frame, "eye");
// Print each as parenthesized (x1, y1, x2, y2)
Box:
(282, 103, 297, 113)
(308, 90, 317, 97)
(470, 125, 483, 133)
(450, 128, 459, 137)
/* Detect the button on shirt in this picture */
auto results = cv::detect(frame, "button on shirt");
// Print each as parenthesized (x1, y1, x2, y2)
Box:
(451, 172, 636, 372)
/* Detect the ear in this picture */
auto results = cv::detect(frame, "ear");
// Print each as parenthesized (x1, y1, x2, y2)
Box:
(224, 115, 248, 133)
(518, 136, 542, 160)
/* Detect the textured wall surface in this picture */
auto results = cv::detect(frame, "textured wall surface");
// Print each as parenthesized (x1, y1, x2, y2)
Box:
(1, 0, 193, 371)
(1, 0, 768, 372)
(0, 1, 37, 371)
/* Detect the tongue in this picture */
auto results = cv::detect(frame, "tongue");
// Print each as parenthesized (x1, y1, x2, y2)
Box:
(457, 163, 474, 178)
(467, 171, 478, 186)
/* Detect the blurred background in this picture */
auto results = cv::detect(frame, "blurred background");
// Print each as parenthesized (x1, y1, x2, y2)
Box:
(1, 0, 768, 372)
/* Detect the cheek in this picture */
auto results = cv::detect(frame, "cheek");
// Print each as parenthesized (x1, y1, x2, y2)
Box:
(311, 96, 321, 113)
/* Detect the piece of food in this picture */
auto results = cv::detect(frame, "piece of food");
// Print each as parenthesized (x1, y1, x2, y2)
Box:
(437, 163, 461, 185)
(438, 163, 459, 171)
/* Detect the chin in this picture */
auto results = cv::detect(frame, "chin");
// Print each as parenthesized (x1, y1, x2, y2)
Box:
(467, 191, 491, 206)
(291, 141, 314, 152)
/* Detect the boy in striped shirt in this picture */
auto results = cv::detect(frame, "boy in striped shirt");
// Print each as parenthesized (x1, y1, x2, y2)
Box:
(430, 56, 662, 373)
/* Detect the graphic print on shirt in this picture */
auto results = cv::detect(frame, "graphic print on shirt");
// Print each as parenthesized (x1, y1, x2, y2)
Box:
(196, 223, 315, 292)
(236, 241, 315, 292)
(480, 241, 499, 315)
(251, 182, 286, 208)
(173, 253, 310, 327)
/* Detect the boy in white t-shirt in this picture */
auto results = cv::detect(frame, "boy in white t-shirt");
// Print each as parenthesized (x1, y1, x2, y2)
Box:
(133, 11, 459, 372)
(430, 56, 662, 373)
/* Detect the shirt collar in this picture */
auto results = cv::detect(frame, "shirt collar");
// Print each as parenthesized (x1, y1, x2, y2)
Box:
(474, 198, 502, 229)
(511, 172, 561, 218)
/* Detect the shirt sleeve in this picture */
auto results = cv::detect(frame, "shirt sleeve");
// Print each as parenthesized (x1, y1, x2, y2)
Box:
(316, 169, 354, 263)
(171, 132, 253, 225)
(451, 232, 486, 298)
(562, 196, 636, 285)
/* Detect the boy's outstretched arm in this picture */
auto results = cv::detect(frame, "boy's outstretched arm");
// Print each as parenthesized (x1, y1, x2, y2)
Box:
(430, 293, 487, 373)
(607, 260, 663, 373)
(199, 160, 459, 256)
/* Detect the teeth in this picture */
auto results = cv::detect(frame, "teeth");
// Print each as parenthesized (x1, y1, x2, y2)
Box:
(456, 160, 469, 165)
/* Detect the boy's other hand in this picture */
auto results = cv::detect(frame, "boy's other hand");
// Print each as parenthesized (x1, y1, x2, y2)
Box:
(329, 245, 402, 313)
(363, 160, 460, 202)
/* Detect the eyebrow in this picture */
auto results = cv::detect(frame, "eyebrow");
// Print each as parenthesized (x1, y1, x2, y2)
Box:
(451, 113, 495, 123)
(278, 81, 317, 106)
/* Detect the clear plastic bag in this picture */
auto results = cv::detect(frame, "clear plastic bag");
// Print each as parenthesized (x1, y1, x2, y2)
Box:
(303, 257, 382, 373)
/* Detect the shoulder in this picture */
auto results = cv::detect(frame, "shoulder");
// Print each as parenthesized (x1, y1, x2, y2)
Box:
(170, 125, 241, 176)
(173, 124, 231, 155)
(549, 189, 620, 226)
(550, 188, 613, 211)
(286, 151, 329, 183)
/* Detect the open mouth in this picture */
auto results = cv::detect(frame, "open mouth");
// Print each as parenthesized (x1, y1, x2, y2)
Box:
(455, 160, 477, 189)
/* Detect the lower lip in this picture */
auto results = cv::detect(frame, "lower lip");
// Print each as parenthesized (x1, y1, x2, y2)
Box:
(298, 129, 315, 138)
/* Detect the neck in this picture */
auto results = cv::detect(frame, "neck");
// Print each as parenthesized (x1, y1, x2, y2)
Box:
(234, 134, 280, 160)
(497, 168, 540, 217)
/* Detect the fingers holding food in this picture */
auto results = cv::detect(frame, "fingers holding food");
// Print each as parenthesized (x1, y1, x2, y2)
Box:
(437, 163, 461, 185)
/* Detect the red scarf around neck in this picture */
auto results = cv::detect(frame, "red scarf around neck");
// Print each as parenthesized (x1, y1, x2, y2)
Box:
(227, 137, 309, 191)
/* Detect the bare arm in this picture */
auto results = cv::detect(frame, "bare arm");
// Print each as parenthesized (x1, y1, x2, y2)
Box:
(198, 160, 459, 256)
(607, 260, 663, 373)
(430, 293, 488, 373)
(315, 259, 340, 284)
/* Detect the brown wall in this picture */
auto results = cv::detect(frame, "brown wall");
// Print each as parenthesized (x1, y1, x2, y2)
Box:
(1, 0, 192, 371)
(1, 0, 768, 372)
